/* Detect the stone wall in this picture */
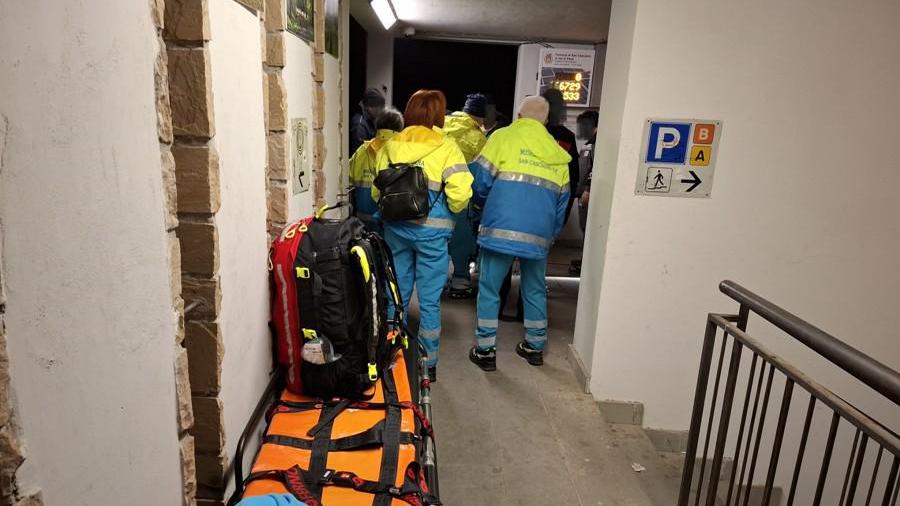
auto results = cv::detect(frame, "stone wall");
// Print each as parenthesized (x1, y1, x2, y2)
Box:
(162, 0, 223, 503)
(153, 0, 199, 503)
(264, 0, 291, 239)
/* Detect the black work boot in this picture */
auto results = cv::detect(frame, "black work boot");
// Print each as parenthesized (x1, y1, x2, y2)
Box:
(516, 341, 544, 366)
(468, 346, 497, 372)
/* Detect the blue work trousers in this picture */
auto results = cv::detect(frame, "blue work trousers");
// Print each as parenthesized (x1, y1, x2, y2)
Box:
(448, 209, 478, 284)
(384, 228, 449, 367)
(475, 249, 548, 351)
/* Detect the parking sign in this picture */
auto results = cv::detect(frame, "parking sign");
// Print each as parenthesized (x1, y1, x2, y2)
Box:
(635, 118, 722, 198)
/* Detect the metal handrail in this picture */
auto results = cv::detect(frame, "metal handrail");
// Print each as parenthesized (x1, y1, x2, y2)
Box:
(711, 314, 900, 454)
(719, 280, 900, 405)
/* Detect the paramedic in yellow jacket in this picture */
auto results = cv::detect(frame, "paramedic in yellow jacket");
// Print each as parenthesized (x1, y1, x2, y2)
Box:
(348, 108, 403, 232)
(444, 94, 489, 299)
(468, 96, 571, 371)
(372, 89, 473, 379)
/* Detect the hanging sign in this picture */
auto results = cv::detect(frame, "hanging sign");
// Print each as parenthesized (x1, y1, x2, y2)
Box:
(634, 118, 722, 198)
(537, 48, 596, 107)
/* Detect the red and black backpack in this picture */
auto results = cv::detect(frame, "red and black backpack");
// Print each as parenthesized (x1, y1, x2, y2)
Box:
(269, 208, 406, 398)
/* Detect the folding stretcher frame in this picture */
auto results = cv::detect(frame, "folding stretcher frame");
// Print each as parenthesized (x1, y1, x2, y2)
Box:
(227, 343, 439, 506)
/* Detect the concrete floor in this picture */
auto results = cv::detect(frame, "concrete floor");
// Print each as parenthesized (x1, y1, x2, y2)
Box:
(406, 249, 684, 505)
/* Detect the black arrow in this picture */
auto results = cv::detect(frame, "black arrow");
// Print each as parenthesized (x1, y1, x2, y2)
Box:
(681, 170, 702, 192)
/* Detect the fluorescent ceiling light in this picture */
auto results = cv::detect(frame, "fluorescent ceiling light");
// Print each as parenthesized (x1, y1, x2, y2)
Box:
(371, 0, 397, 29)
(391, 0, 417, 19)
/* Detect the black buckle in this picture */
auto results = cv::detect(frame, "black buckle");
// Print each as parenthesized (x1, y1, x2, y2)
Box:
(319, 469, 335, 485)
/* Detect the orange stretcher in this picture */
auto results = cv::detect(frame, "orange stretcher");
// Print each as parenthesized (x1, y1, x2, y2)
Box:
(228, 344, 439, 506)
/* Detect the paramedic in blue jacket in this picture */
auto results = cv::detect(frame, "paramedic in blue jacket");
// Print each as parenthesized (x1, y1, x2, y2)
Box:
(467, 96, 571, 370)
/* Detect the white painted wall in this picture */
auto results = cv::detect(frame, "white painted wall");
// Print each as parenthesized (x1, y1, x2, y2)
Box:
(207, 0, 271, 480)
(284, 33, 317, 218)
(0, 1, 182, 504)
(572, 0, 637, 383)
(283, 28, 348, 218)
(580, 0, 900, 434)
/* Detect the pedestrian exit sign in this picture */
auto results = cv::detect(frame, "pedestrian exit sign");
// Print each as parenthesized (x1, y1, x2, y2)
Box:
(634, 118, 722, 198)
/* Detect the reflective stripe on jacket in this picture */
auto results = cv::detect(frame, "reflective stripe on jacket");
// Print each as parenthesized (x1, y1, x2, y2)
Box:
(471, 118, 571, 260)
(349, 129, 395, 220)
(372, 125, 473, 241)
(443, 112, 487, 164)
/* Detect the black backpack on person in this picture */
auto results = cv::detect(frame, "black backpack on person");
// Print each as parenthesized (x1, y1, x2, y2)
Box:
(373, 159, 433, 222)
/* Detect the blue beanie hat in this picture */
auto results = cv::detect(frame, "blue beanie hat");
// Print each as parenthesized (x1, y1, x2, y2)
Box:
(463, 93, 487, 118)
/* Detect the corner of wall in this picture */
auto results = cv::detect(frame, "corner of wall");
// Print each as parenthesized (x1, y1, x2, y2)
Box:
(153, 0, 199, 504)
(571, 0, 640, 393)
(0, 103, 43, 506)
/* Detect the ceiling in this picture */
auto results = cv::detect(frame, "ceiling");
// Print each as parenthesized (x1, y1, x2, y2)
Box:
(350, 0, 611, 44)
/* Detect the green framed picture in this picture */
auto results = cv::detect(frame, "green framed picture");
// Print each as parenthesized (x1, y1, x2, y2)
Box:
(287, 0, 314, 42)
(325, 0, 339, 57)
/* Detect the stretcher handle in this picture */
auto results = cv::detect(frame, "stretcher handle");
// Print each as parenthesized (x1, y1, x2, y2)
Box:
(227, 368, 284, 506)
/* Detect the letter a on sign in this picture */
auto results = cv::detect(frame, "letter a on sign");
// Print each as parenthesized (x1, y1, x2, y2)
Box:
(690, 146, 710, 166)
(646, 122, 690, 164)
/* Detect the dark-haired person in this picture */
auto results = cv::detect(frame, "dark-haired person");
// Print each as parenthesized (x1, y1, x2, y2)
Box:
(372, 90, 473, 380)
(542, 88, 580, 224)
(348, 108, 403, 232)
(569, 109, 599, 275)
(444, 93, 489, 299)
(350, 87, 386, 154)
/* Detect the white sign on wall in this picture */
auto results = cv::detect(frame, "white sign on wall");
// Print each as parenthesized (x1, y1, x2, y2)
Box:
(537, 47, 596, 107)
(634, 118, 722, 198)
(291, 117, 310, 195)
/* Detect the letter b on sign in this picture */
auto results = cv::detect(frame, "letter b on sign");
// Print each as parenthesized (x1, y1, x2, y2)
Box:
(646, 122, 690, 164)
(693, 123, 715, 145)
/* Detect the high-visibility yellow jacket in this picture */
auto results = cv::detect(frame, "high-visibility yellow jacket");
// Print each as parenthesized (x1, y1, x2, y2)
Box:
(372, 126, 473, 240)
(470, 118, 571, 259)
(443, 112, 487, 163)
(349, 129, 396, 221)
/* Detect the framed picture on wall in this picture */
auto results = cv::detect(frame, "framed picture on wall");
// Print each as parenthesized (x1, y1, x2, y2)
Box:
(287, 0, 315, 42)
(325, 0, 339, 57)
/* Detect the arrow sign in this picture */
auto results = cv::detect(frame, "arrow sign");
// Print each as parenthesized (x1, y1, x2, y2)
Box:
(681, 170, 702, 192)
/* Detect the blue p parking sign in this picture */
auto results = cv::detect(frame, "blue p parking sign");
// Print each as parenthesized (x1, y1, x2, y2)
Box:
(646, 122, 691, 164)
(635, 118, 722, 198)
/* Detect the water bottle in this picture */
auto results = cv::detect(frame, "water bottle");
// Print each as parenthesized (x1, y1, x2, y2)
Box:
(302, 335, 341, 364)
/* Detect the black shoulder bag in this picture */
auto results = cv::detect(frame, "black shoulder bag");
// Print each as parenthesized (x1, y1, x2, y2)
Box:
(373, 157, 433, 222)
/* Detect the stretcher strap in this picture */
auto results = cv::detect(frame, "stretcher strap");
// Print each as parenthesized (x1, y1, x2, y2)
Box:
(375, 370, 402, 506)
(245, 462, 439, 505)
(272, 399, 434, 439)
(324, 461, 439, 505)
(264, 422, 417, 451)
(246, 466, 322, 506)
(307, 404, 335, 500)
(306, 398, 352, 437)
